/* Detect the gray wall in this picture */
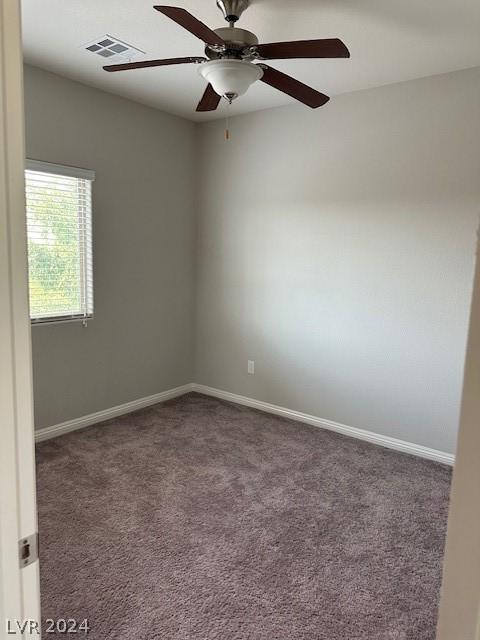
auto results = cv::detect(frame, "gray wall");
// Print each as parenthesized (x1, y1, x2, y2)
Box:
(26, 63, 480, 453)
(194, 67, 480, 454)
(24, 65, 196, 429)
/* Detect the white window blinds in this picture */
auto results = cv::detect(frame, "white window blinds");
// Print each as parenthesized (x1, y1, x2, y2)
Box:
(25, 160, 95, 324)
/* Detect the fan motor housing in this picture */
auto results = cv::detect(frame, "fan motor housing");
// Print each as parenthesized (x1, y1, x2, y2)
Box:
(206, 27, 258, 59)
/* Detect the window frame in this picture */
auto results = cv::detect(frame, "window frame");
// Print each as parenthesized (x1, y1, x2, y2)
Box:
(25, 159, 95, 326)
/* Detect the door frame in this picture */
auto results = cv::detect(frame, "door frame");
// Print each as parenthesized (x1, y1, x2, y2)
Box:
(436, 230, 480, 640)
(0, 0, 41, 631)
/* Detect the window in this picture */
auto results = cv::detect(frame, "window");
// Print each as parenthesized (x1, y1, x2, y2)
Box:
(25, 160, 95, 324)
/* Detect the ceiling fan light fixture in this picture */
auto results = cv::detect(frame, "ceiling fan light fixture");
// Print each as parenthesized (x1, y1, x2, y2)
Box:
(198, 59, 263, 101)
(104, 4, 350, 113)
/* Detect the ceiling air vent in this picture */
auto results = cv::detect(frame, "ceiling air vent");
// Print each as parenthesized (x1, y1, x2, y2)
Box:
(84, 35, 144, 62)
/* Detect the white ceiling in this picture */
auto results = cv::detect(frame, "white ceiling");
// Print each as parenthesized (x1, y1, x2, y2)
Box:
(22, 0, 480, 122)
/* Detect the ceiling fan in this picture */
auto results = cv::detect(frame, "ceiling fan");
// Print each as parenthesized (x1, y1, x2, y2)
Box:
(103, 1, 350, 112)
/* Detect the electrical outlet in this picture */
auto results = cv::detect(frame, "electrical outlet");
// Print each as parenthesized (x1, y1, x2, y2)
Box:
(248, 360, 255, 375)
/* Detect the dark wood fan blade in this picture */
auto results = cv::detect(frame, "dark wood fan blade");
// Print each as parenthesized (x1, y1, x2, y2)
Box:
(259, 65, 329, 108)
(255, 38, 350, 60)
(196, 84, 221, 112)
(103, 56, 206, 72)
(154, 6, 225, 47)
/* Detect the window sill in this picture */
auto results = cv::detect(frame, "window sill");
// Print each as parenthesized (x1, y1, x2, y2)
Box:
(30, 316, 93, 327)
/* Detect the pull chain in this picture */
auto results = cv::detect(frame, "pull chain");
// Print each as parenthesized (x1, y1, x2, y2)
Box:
(225, 112, 230, 141)
(224, 95, 233, 141)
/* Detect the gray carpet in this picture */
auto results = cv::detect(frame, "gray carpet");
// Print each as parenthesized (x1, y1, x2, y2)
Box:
(36, 393, 451, 639)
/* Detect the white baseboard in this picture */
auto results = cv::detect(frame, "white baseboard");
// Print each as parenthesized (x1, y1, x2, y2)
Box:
(190, 384, 455, 466)
(34, 384, 193, 443)
(35, 381, 455, 466)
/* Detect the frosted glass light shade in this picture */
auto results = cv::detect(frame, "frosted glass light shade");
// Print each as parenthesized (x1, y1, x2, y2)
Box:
(199, 60, 263, 100)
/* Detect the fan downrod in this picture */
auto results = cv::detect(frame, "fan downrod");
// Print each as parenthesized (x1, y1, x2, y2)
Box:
(216, 0, 250, 25)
